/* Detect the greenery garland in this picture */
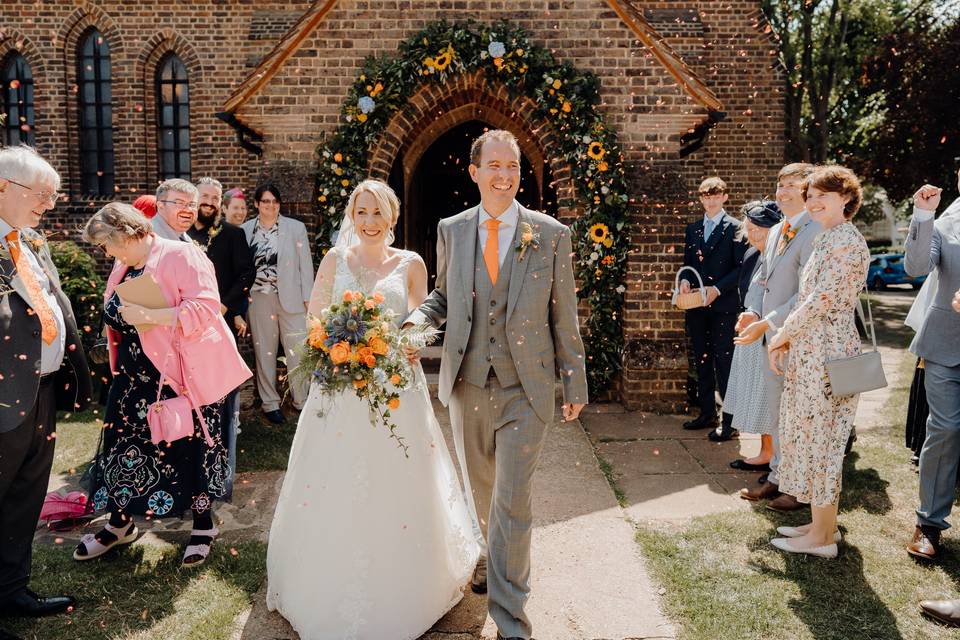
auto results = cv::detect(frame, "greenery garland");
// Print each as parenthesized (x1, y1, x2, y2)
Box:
(315, 20, 628, 397)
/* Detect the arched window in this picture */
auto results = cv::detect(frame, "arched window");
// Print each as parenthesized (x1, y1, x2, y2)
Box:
(77, 29, 114, 196)
(1, 52, 35, 146)
(156, 53, 190, 180)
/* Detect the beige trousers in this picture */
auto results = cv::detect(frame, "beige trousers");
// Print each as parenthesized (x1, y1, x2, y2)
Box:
(248, 290, 308, 412)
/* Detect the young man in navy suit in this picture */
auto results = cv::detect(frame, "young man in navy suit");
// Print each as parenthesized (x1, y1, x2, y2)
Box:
(679, 177, 746, 434)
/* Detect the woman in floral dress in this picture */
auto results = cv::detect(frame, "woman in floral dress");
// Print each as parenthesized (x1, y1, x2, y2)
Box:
(767, 165, 870, 559)
(75, 202, 250, 567)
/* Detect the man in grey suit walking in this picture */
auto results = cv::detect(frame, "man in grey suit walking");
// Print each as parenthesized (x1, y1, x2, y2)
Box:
(0, 146, 91, 640)
(736, 162, 817, 512)
(406, 130, 587, 640)
(904, 184, 960, 566)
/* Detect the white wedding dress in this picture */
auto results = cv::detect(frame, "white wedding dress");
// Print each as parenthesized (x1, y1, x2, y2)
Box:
(266, 248, 480, 640)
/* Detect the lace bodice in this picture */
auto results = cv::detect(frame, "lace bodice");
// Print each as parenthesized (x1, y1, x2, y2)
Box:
(330, 247, 418, 321)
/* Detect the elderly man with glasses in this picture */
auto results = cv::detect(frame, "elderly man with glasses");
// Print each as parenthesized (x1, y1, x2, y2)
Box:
(153, 179, 199, 242)
(0, 146, 92, 640)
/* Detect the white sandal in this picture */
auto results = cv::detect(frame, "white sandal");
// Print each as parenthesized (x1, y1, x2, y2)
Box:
(73, 522, 138, 561)
(181, 527, 219, 568)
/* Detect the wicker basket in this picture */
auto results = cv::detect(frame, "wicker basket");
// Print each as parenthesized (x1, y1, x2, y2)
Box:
(671, 266, 708, 310)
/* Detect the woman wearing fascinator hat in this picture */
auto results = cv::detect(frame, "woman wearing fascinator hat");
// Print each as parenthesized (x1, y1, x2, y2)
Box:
(722, 202, 782, 472)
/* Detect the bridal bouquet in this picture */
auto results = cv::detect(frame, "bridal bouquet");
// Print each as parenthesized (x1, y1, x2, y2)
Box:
(293, 290, 438, 455)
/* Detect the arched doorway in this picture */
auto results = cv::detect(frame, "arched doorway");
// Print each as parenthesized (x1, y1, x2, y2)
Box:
(390, 120, 557, 280)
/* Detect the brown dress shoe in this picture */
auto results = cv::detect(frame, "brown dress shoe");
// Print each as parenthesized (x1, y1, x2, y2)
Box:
(920, 598, 960, 627)
(740, 481, 781, 502)
(471, 556, 487, 594)
(766, 493, 807, 512)
(907, 526, 941, 560)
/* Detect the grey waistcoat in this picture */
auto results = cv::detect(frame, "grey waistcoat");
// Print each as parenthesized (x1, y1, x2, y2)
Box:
(460, 248, 520, 388)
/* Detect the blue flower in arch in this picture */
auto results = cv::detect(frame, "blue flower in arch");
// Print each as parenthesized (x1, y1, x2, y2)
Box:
(488, 41, 506, 59)
(358, 96, 376, 114)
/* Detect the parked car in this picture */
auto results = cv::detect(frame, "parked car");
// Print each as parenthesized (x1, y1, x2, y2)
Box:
(867, 253, 926, 290)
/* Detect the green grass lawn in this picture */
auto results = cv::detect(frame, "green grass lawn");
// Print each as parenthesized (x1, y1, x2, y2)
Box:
(5, 541, 266, 640)
(9, 408, 297, 640)
(635, 351, 960, 640)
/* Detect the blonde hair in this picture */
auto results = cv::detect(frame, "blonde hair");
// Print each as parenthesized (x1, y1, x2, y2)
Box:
(83, 202, 152, 246)
(345, 179, 400, 245)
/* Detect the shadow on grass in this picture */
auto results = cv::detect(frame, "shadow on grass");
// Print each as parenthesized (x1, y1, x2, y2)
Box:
(235, 418, 296, 473)
(839, 451, 894, 516)
(748, 542, 904, 640)
(4, 540, 266, 640)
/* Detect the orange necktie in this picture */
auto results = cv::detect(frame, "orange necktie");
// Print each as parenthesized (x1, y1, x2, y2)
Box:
(6, 231, 58, 345)
(483, 218, 501, 285)
(776, 221, 792, 256)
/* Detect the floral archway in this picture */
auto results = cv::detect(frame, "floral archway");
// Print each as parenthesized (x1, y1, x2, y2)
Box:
(314, 20, 628, 397)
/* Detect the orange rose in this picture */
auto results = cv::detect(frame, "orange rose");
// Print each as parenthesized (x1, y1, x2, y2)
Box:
(343, 291, 354, 303)
(353, 378, 367, 389)
(388, 397, 400, 410)
(357, 346, 375, 368)
(390, 374, 402, 385)
(329, 341, 351, 365)
(372, 291, 385, 304)
(369, 337, 389, 356)
(364, 299, 376, 310)
(308, 328, 328, 349)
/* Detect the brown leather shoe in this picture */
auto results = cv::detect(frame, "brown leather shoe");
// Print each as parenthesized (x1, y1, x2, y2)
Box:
(766, 493, 807, 512)
(907, 526, 941, 560)
(471, 556, 487, 594)
(740, 481, 781, 502)
(920, 598, 960, 627)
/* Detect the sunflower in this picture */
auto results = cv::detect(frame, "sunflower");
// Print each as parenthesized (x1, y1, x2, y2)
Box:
(587, 141, 606, 161)
(433, 45, 455, 71)
(589, 223, 609, 244)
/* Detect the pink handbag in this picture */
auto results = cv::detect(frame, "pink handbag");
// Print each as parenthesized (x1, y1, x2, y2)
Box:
(147, 346, 215, 447)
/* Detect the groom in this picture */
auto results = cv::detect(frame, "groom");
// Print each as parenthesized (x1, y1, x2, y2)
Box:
(407, 129, 588, 640)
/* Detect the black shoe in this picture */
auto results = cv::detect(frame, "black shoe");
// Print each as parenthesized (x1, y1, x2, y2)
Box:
(264, 410, 285, 425)
(758, 473, 769, 484)
(845, 431, 857, 455)
(708, 429, 739, 442)
(0, 628, 23, 640)
(0, 589, 75, 617)
(682, 413, 718, 430)
(729, 459, 770, 472)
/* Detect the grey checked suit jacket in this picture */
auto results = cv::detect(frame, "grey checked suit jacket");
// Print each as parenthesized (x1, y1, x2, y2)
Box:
(407, 204, 588, 424)
(905, 212, 960, 367)
(241, 215, 315, 314)
(747, 212, 822, 342)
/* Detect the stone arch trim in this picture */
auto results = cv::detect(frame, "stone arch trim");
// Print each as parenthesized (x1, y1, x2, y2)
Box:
(367, 70, 579, 221)
(136, 31, 204, 183)
(58, 4, 125, 199)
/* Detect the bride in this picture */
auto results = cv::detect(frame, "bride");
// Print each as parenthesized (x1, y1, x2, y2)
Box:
(266, 179, 480, 639)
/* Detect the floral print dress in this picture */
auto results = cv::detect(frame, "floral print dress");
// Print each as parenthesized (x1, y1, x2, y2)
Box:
(777, 222, 870, 507)
(90, 267, 230, 518)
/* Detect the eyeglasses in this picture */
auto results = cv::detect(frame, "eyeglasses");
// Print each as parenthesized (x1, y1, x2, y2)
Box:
(1, 177, 61, 203)
(158, 199, 199, 210)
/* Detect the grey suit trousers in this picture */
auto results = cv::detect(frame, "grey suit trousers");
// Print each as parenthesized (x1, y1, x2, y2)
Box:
(917, 360, 960, 530)
(450, 376, 548, 640)
(249, 290, 308, 412)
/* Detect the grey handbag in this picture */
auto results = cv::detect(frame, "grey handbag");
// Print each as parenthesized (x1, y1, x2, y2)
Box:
(825, 291, 887, 396)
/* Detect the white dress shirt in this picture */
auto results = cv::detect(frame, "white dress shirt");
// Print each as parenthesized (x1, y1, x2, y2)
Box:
(477, 200, 519, 269)
(0, 218, 66, 375)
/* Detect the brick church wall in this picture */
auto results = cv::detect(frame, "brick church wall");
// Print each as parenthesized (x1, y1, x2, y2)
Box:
(0, 0, 783, 411)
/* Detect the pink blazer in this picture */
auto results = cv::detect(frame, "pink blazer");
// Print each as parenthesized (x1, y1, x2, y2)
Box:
(105, 236, 252, 407)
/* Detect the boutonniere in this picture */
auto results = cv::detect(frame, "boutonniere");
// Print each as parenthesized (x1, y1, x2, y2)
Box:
(195, 221, 224, 253)
(777, 224, 799, 255)
(24, 233, 46, 254)
(515, 222, 541, 261)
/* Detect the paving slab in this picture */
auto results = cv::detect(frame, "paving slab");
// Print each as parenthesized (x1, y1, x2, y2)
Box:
(619, 473, 743, 523)
(596, 439, 700, 476)
(581, 412, 700, 441)
(682, 437, 747, 474)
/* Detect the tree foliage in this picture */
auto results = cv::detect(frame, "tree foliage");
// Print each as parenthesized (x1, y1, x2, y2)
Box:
(761, 0, 938, 163)
(843, 15, 960, 204)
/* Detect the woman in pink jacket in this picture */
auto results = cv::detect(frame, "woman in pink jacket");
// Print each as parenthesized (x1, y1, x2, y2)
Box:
(75, 202, 251, 567)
